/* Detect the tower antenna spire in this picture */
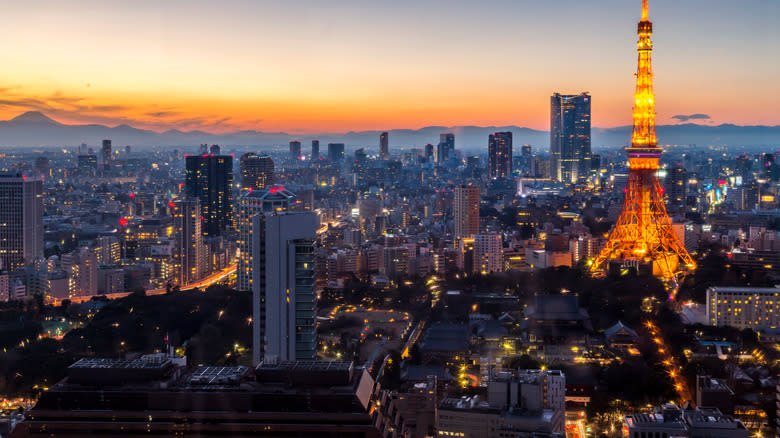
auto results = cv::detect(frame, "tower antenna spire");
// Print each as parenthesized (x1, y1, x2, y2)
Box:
(590, 0, 696, 284)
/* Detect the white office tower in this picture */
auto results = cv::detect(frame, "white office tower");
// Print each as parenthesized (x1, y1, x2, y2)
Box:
(251, 209, 318, 366)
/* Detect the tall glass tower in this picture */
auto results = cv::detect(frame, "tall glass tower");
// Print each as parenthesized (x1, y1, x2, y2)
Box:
(185, 152, 233, 237)
(550, 93, 591, 183)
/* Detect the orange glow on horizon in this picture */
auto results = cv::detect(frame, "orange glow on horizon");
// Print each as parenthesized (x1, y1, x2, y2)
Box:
(0, 1, 776, 133)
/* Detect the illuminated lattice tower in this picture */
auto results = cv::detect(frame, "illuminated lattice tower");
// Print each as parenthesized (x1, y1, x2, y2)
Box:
(590, 0, 696, 281)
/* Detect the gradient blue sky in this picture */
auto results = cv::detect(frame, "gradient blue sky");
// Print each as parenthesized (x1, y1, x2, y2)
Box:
(0, 0, 777, 133)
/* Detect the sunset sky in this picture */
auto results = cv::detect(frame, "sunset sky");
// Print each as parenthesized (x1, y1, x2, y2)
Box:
(0, 0, 778, 134)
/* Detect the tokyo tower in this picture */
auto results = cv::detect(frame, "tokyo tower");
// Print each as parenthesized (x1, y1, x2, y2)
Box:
(590, 0, 696, 281)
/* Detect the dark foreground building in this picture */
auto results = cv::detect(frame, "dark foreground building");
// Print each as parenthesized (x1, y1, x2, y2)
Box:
(12, 357, 380, 437)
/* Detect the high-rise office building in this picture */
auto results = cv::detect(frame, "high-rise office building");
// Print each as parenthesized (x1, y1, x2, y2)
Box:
(550, 93, 591, 183)
(437, 133, 455, 164)
(101, 139, 112, 168)
(184, 153, 233, 237)
(328, 143, 345, 161)
(173, 197, 205, 286)
(379, 132, 389, 160)
(289, 141, 302, 160)
(0, 173, 43, 272)
(488, 132, 513, 179)
(252, 205, 318, 365)
(236, 187, 295, 292)
(239, 153, 274, 191)
(311, 140, 320, 161)
(454, 185, 480, 238)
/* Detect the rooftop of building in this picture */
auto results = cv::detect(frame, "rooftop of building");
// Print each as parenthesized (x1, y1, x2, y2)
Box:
(625, 404, 747, 433)
(525, 294, 589, 321)
(697, 375, 735, 395)
(239, 186, 296, 202)
(35, 357, 375, 416)
(439, 396, 555, 422)
(707, 286, 780, 294)
(604, 320, 639, 340)
(418, 322, 470, 353)
(492, 368, 564, 384)
(683, 407, 746, 429)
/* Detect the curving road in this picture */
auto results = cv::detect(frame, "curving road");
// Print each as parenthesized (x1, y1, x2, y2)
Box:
(49, 264, 237, 306)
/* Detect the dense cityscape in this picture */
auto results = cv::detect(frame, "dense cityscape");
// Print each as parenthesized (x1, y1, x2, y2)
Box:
(0, 1, 778, 437)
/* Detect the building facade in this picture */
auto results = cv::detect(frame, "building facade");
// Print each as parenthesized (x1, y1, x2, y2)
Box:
(706, 286, 780, 330)
(454, 185, 480, 239)
(0, 173, 43, 272)
(173, 197, 205, 287)
(328, 143, 346, 161)
(311, 140, 320, 161)
(236, 188, 295, 292)
(184, 153, 233, 237)
(289, 140, 302, 159)
(437, 133, 455, 164)
(550, 93, 591, 184)
(474, 233, 503, 274)
(380, 132, 389, 160)
(488, 132, 512, 179)
(251, 208, 318, 365)
(101, 139, 112, 168)
(240, 153, 274, 191)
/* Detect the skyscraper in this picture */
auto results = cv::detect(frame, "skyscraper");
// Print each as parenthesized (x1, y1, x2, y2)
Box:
(289, 141, 301, 160)
(101, 139, 112, 169)
(379, 131, 389, 160)
(488, 132, 513, 179)
(185, 153, 233, 237)
(454, 185, 480, 238)
(248, 190, 317, 364)
(437, 133, 455, 164)
(0, 174, 43, 272)
(311, 140, 320, 161)
(328, 143, 345, 161)
(550, 93, 591, 183)
(236, 187, 295, 292)
(240, 153, 274, 191)
(173, 197, 205, 286)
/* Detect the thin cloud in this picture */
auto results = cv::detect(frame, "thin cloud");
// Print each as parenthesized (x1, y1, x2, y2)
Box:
(145, 110, 182, 118)
(0, 88, 259, 133)
(671, 113, 711, 122)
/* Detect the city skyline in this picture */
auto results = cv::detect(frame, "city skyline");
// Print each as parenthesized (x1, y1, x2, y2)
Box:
(0, 1, 778, 435)
(0, 0, 777, 134)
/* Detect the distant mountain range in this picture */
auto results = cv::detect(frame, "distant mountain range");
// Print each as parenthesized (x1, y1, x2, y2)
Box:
(0, 111, 778, 151)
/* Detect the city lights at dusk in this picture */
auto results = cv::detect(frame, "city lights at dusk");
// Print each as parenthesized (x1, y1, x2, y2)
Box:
(0, 1, 778, 437)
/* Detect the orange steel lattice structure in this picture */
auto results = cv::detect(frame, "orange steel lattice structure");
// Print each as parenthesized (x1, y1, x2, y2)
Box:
(590, 0, 696, 281)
